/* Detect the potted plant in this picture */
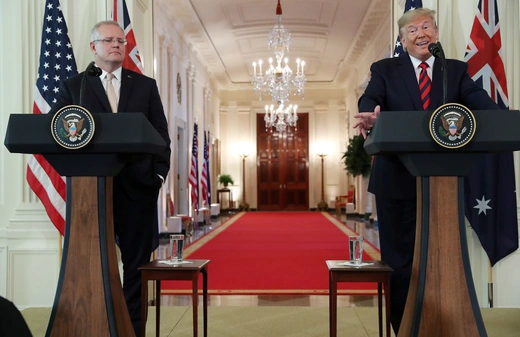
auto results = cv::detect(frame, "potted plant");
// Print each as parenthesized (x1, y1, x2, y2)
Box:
(218, 174, 234, 189)
(341, 135, 371, 178)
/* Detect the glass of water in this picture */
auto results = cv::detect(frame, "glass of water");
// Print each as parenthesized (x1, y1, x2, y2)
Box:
(169, 234, 184, 263)
(349, 235, 364, 265)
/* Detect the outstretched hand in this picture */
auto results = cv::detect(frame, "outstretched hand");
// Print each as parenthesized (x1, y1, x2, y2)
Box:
(353, 105, 381, 139)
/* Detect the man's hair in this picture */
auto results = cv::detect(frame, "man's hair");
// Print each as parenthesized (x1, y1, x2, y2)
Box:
(398, 8, 437, 38)
(90, 20, 124, 42)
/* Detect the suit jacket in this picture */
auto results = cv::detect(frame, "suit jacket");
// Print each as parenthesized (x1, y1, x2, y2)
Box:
(51, 68, 171, 249)
(358, 53, 499, 199)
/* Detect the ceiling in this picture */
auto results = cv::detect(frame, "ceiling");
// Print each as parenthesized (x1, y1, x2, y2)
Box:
(157, 0, 391, 91)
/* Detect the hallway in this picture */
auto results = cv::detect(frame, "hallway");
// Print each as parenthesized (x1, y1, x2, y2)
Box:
(157, 211, 380, 308)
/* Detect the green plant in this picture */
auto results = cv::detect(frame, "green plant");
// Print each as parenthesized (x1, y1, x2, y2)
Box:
(341, 135, 371, 178)
(218, 174, 234, 187)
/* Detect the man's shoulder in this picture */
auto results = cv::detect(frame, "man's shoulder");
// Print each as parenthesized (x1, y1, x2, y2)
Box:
(371, 56, 405, 70)
(122, 68, 156, 83)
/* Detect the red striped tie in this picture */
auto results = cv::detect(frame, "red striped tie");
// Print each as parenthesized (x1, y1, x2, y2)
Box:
(418, 62, 431, 110)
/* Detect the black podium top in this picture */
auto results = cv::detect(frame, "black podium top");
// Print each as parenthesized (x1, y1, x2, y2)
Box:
(4, 113, 167, 176)
(363, 110, 520, 176)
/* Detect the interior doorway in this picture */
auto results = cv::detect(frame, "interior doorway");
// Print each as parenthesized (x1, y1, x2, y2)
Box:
(256, 113, 309, 211)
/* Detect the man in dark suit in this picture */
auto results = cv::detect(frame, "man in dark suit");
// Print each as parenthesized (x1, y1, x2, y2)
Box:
(353, 8, 499, 334)
(51, 20, 171, 336)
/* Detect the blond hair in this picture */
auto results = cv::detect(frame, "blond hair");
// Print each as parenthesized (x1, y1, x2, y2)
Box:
(398, 8, 437, 38)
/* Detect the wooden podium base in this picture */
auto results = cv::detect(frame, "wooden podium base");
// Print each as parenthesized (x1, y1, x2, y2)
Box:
(46, 177, 134, 337)
(398, 177, 487, 337)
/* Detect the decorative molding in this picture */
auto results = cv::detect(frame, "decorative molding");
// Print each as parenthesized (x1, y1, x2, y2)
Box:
(136, 0, 148, 13)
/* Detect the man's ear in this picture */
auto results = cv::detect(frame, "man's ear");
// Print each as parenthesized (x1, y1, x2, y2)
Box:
(90, 42, 97, 55)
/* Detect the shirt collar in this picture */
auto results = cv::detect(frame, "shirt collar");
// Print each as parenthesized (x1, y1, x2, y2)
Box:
(408, 54, 435, 70)
(99, 66, 123, 81)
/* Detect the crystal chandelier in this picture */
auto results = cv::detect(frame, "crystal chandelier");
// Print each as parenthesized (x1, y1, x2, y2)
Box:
(264, 103, 298, 133)
(252, 0, 306, 132)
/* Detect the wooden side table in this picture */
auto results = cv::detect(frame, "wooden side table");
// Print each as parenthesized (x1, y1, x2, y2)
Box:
(139, 259, 210, 337)
(216, 189, 233, 210)
(326, 260, 393, 337)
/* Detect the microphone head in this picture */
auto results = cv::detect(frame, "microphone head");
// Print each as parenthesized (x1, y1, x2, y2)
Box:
(428, 42, 440, 57)
(87, 65, 102, 77)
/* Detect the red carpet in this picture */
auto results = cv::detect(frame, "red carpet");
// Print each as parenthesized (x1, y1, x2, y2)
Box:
(161, 212, 381, 295)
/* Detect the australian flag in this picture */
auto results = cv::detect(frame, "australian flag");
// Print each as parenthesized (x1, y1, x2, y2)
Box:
(393, 0, 423, 57)
(463, 0, 518, 266)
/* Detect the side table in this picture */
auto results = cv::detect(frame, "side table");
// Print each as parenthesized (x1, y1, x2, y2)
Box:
(216, 189, 233, 210)
(139, 259, 210, 337)
(326, 260, 393, 337)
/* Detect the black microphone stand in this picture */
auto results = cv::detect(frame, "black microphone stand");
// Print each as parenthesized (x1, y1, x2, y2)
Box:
(79, 61, 102, 106)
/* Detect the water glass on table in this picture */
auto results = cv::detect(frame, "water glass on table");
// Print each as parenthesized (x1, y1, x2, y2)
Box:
(349, 235, 364, 265)
(169, 234, 184, 263)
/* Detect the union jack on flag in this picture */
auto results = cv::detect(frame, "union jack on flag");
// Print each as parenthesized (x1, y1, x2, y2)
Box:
(113, 0, 144, 74)
(463, 0, 518, 266)
(464, 0, 508, 108)
(393, 0, 423, 57)
(189, 123, 199, 210)
(26, 0, 78, 235)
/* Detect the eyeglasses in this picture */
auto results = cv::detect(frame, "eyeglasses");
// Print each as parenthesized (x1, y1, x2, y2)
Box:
(93, 38, 127, 45)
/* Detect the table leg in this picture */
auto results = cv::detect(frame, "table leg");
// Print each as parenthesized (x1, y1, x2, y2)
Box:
(202, 267, 208, 337)
(156, 280, 161, 337)
(385, 278, 391, 337)
(378, 282, 383, 337)
(192, 272, 199, 337)
(329, 271, 337, 337)
(141, 274, 148, 337)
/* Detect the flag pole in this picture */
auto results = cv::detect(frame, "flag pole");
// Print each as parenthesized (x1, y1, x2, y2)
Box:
(488, 260, 493, 308)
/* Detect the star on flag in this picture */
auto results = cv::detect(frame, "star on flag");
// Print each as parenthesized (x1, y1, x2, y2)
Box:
(473, 195, 492, 215)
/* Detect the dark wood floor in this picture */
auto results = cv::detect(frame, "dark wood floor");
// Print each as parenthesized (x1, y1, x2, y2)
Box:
(156, 210, 381, 308)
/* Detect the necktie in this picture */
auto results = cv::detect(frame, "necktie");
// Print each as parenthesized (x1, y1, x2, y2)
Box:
(106, 73, 117, 113)
(418, 62, 431, 110)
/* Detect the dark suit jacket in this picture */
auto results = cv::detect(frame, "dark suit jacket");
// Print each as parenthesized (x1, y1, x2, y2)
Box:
(359, 53, 499, 199)
(51, 67, 171, 248)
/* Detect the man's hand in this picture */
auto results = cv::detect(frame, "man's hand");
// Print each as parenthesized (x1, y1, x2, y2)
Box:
(353, 105, 381, 139)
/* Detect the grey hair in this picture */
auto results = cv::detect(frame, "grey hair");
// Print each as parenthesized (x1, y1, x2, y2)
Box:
(90, 20, 124, 42)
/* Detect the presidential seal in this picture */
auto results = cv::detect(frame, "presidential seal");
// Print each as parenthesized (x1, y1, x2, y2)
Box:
(51, 105, 95, 149)
(429, 103, 476, 149)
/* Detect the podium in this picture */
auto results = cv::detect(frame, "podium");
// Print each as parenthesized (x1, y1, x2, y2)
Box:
(4, 113, 167, 337)
(364, 109, 520, 337)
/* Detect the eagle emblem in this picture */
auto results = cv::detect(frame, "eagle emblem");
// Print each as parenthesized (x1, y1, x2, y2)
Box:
(429, 103, 476, 149)
(61, 115, 86, 142)
(51, 105, 95, 150)
(440, 112, 467, 140)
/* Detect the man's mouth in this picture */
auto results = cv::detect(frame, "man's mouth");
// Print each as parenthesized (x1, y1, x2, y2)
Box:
(417, 41, 429, 47)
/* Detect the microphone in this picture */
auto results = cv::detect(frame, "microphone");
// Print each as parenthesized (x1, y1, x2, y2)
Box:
(428, 42, 448, 105)
(79, 61, 102, 106)
(428, 42, 444, 59)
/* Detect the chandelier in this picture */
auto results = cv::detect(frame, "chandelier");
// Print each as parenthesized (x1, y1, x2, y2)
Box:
(252, 0, 306, 132)
(264, 103, 298, 133)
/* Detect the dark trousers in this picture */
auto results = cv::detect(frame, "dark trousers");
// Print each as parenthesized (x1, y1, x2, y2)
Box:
(114, 180, 159, 337)
(375, 195, 416, 335)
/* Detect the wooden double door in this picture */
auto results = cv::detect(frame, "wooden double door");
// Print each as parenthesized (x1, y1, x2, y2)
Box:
(256, 113, 309, 211)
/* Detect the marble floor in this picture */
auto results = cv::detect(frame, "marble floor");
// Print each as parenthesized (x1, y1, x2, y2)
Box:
(156, 211, 381, 308)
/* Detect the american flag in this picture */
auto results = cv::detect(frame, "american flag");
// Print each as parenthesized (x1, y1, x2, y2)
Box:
(463, 0, 518, 265)
(26, 0, 78, 235)
(189, 123, 199, 210)
(206, 130, 211, 205)
(201, 130, 210, 207)
(113, 0, 144, 74)
(393, 0, 423, 57)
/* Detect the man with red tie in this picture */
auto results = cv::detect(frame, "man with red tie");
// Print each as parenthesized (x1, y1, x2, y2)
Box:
(353, 8, 500, 335)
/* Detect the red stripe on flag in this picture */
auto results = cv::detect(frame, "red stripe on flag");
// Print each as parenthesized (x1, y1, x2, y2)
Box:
(27, 160, 65, 235)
